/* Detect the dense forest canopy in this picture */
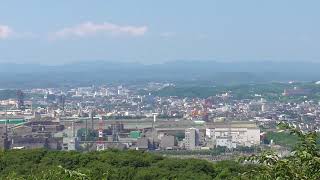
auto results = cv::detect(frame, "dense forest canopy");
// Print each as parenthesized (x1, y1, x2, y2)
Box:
(0, 149, 254, 179)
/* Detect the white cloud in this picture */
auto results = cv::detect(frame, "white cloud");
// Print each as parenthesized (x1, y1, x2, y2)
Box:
(0, 25, 13, 39)
(51, 22, 148, 39)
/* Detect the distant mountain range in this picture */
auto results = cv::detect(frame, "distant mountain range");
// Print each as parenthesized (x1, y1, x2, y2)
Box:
(0, 61, 319, 88)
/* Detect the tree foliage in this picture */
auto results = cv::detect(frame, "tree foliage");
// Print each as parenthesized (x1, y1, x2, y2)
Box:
(266, 131, 299, 148)
(0, 149, 251, 179)
(241, 122, 320, 180)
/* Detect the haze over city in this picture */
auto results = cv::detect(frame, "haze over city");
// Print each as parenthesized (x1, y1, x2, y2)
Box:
(1, 1, 320, 179)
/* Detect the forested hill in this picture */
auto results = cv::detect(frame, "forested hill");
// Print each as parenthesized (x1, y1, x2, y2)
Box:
(0, 149, 252, 179)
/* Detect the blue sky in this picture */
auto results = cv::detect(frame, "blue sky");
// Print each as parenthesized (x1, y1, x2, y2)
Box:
(0, 0, 319, 64)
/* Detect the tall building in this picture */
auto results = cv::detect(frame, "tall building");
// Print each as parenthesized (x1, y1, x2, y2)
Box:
(184, 128, 200, 150)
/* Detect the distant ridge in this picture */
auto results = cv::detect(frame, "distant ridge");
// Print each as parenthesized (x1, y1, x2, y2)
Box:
(1, 60, 319, 73)
(0, 61, 319, 88)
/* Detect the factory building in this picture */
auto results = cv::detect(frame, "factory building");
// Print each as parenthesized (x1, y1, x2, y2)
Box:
(160, 135, 177, 150)
(206, 121, 260, 148)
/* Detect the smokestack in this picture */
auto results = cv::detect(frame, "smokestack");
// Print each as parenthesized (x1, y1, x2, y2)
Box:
(153, 114, 156, 122)
(72, 121, 75, 137)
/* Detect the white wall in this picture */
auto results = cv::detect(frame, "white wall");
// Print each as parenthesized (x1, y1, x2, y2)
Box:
(206, 127, 260, 147)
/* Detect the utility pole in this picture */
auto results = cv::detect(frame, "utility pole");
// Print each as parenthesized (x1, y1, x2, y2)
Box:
(85, 117, 89, 151)
(5, 106, 8, 150)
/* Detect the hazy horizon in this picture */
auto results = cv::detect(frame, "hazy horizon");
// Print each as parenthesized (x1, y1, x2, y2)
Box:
(1, 0, 320, 64)
(1, 59, 320, 66)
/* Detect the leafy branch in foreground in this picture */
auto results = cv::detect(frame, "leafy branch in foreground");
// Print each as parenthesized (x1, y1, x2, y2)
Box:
(241, 122, 320, 180)
(5, 166, 89, 180)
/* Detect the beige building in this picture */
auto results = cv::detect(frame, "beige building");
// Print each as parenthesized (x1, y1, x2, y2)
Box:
(206, 121, 260, 148)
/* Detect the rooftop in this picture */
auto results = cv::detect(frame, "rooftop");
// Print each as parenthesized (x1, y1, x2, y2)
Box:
(206, 121, 258, 129)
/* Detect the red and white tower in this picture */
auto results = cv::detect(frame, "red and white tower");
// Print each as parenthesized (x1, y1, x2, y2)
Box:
(96, 117, 105, 151)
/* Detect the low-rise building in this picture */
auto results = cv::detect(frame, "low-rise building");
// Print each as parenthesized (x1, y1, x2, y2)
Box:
(62, 137, 78, 151)
(11, 136, 60, 150)
(160, 135, 176, 150)
(136, 137, 152, 150)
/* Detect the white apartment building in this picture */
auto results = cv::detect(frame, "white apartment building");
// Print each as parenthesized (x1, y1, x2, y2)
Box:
(206, 121, 260, 148)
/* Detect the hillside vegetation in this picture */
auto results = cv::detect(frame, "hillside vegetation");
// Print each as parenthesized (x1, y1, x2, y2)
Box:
(0, 149, 253, 180)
